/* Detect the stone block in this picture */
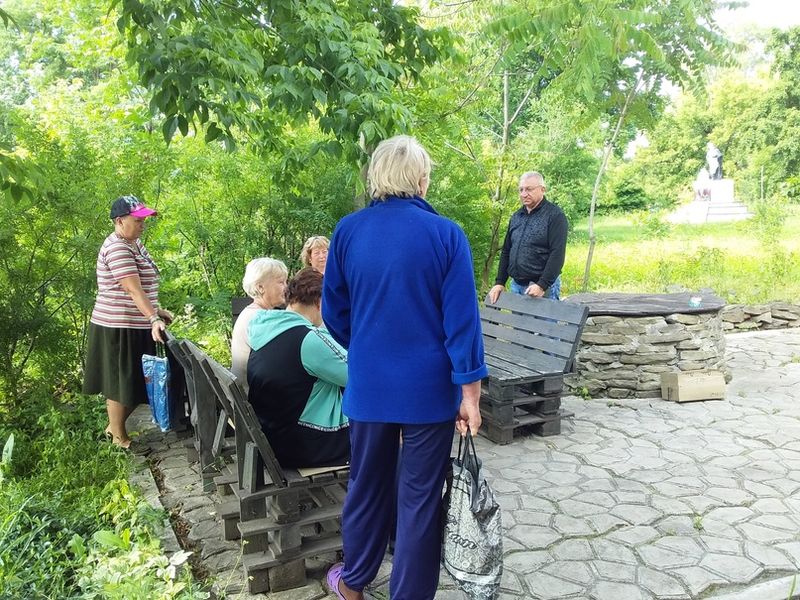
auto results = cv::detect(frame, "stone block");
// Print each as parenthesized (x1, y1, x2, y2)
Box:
(678, 361, 706, 371)
(721, 308, 746, 323)
(735, 321, 760, 330)
(679, 350, 718, 361)
(676, 339, 702, 350)
(743, 305, 769, 315)
(605, 379, 639, 390)
(593, 344, 637, 353)
(620, 352, 678, 365)
(587, 316, 623, 324)
(753, 312, 772, 323)
(580, 351, 617, 364)
(640, 331, 692, 344)
(628, 317, 668, 325)
(580, 333, 631, 345)
(607, 388, 631, 399)
(641, 365, 674, 373)
(593, 370, 638, 381)
(666, 313, 701, 325)
(771, 301, 800, 313)
(772, 309, 800, 321)
(607, 323, 648, 335)
(637, 380, 662, 391)
(722, 322, 734, 330)
(636, 343, 677, 355)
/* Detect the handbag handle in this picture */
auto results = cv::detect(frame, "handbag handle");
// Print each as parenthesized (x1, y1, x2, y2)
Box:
(456, 431, 483, 512)
(155, 342, 166, 358)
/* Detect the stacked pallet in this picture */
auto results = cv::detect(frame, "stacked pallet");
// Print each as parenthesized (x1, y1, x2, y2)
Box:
(480, 293, 589, 444)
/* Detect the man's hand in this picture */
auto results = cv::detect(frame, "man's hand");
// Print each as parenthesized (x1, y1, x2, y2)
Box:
(525, 283, 545, 297)
(488, 284, 505, 304)
(456, 381, 482, 437)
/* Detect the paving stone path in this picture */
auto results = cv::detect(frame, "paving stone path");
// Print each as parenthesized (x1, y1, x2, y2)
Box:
(133, 329, 800, 599)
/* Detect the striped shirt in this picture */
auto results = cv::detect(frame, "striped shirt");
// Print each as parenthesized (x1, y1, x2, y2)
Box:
(90, 233, 160, 329)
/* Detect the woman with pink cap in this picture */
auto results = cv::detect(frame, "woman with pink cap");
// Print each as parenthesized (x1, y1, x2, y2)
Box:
(83, 195, 173, 448)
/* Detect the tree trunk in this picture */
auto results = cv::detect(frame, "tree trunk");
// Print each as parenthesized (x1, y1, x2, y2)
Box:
(582, 74, 643, 291)
(482, 71, 512, 291)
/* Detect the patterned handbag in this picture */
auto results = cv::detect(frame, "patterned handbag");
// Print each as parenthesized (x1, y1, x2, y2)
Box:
(442, 431, 503, 599)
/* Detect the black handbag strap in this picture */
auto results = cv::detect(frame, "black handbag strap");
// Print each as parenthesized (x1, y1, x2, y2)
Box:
(455, 431, 482, 512)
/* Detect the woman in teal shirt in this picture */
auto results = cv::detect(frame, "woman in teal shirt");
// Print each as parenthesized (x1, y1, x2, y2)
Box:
(247, 268, 349, 467)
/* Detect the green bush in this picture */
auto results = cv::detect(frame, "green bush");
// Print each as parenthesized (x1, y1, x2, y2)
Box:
(0, 391, 206, 599)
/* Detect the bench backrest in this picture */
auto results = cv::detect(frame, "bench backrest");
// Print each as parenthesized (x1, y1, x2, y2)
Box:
(202, 355, 288, 490)
(481, 293, 589, 375)
(231, 297, 252, 326)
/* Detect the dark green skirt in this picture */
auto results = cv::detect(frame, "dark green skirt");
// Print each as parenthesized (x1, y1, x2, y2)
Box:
(83, 323, 156, 408)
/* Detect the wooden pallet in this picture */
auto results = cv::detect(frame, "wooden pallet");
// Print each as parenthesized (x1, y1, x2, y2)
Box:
(480, 294, 588, 444)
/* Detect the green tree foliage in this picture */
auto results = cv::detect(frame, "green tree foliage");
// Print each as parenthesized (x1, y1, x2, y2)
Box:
(625, 26, 800, 207)
(113, 0, 453, 160)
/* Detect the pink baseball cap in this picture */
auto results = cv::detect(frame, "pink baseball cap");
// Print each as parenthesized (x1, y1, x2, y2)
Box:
(110, 195, 157, 219)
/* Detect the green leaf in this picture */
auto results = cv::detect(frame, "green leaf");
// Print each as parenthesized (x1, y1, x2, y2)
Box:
(204, 122, 222, 142)
(162, 116, 179, 144)
(178, 114, 189, 137)
(93, 530, 127, 549)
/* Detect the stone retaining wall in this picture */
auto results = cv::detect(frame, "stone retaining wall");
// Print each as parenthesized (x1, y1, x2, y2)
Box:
(568, 311, 728, 399)
(721, 302, 800, 331)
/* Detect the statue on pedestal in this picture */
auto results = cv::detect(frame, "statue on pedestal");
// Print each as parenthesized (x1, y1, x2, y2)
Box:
(706, 142, 723, 180)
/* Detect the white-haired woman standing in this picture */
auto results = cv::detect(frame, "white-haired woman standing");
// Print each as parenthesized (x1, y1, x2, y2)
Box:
(322, 135, 487, 600)
(231, 257, 288, 391)
(299, 235, 330, 274)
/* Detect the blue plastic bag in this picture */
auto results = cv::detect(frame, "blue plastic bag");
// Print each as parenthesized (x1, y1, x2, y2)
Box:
(142, 345, 172, 432)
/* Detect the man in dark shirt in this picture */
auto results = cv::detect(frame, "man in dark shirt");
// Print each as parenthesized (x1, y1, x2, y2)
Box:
(488, 171, 568, 303)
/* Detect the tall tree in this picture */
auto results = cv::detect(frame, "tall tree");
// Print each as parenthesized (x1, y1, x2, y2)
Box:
(489, 0, 732, 289)
(113, 0, 453, 162)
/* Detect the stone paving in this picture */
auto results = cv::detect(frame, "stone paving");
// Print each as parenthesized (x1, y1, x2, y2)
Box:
(133, 329, 800, 599)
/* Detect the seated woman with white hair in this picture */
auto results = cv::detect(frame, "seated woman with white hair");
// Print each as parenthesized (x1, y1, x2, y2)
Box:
(231, 257, 288, 392)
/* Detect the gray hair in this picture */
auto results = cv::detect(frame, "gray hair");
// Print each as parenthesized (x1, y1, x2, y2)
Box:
(242, 257, 288, 299)
(368, 135, 432, 200)
(299, 235, 329, 267)
(519, 171, 546, 188)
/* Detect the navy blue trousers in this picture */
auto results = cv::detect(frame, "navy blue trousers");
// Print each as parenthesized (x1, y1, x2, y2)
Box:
(341, 419, 454, 600)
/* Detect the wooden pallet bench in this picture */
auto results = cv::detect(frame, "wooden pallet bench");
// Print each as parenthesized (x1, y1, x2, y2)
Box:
(203, 356, 349, 593)
(480, 293, 589, 444)
(165, 333, 236, 492)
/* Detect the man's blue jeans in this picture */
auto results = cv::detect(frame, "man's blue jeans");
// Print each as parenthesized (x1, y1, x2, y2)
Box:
(510, 275, 561, 300)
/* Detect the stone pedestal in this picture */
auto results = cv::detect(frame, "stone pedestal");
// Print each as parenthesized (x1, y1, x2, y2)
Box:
(708, 178, 734, 203)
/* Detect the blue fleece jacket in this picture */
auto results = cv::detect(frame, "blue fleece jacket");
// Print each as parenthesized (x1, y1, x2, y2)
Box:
(322, 196, 488, 424)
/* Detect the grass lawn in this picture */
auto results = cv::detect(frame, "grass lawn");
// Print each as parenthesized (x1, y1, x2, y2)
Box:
(561, 207, 800, 304)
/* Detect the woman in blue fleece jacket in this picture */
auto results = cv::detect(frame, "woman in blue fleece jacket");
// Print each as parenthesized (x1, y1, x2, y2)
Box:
(322, 135, 488, 600)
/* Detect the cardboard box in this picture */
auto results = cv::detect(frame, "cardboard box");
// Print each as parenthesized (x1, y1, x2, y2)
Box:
(660, 370, 726, 402)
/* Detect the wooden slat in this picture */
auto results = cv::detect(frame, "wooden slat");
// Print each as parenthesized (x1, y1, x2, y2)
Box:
(482, 321, 573, 359)
(483, 336, 566, 374)
(238, 504, 342, 537)
(242, 535, 344, 570)
(484, 292, 588, 324)
(481, 307, 581, 342)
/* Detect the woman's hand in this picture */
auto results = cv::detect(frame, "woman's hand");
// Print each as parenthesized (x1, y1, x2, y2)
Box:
(157, 308, 174, 325)
(151, 319, 166, 343)
(456, 381, 482, 437)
